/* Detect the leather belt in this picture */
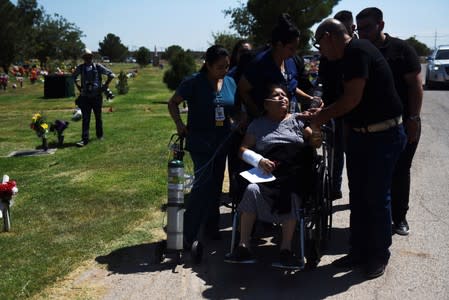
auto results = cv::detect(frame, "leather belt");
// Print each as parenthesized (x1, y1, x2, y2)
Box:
(352, 116, 402, 133)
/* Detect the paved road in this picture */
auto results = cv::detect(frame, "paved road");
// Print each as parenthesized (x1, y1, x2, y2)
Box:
(46, 84, 449, 300)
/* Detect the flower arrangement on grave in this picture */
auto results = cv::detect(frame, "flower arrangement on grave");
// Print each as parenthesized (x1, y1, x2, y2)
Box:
(50, 119, 69, 146)
(30, 113, 49, 138)
(30, 113, 49, 150)
(0, 175, 18, 201)
(30, 113, 69, 150)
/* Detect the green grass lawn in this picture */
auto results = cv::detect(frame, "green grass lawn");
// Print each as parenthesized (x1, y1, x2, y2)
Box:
(0, 63, 185, 298)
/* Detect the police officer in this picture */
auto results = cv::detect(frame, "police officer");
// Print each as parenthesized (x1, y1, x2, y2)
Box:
(72, 49, 115, 147)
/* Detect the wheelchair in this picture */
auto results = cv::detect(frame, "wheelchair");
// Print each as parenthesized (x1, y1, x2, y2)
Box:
(226, 121, 335, 270)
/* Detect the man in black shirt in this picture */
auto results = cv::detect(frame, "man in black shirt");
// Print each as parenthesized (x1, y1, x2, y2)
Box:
(356, 7, 423, 236)
(318, 10, 357, 200)
(310, 18, 406, 279)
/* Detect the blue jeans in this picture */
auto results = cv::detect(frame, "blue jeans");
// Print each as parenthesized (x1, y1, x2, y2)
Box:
(346, 125, 406, 263)
(183, 149, 227, 244)
(391, 123, 420, 224)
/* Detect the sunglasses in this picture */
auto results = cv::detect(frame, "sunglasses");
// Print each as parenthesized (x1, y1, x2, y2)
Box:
(312, 32, 327, 50)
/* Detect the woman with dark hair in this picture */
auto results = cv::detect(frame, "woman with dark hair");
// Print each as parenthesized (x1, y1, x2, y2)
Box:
(228, 40, 253, 76)
(224, 83, 318, 268)
(239, 13, 316, 119)
(168, 45, 237, 246)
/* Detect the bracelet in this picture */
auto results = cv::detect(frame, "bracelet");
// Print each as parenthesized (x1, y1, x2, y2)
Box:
(409, 115, 421, 122)
(242, 149, 264, 168)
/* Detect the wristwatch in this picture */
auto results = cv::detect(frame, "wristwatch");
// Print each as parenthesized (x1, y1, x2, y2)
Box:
(409, 115, 421, 122)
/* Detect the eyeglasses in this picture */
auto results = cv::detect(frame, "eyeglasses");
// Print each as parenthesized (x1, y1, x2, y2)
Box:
(312, 32, 327, 50)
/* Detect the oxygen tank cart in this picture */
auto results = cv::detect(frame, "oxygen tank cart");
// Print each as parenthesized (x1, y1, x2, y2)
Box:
(153, 134, 203, 265)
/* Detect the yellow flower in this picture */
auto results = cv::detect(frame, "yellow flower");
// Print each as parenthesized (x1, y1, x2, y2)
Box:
(41, 123, 48, 130)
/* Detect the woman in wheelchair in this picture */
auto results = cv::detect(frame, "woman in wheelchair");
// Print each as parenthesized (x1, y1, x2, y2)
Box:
(224, 84, 319, 269)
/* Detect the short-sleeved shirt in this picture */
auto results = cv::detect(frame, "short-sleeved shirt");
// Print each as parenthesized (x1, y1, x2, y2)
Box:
(342, 39, 403, 127)
(72, 63, 115, 97)
(243, 49, 299, 114)
(176, 72, 236, 153)
(378, 34, 421, 118)
(246, 113, 306, 154)
(318, 56, 344, 106)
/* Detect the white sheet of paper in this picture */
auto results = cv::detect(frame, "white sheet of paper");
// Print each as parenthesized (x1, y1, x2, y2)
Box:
(239, 167, 276, 183)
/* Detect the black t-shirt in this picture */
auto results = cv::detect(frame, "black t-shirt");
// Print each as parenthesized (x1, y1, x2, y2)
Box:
(342, 39, 403, 127)
(378, 34, 421, 118)
(318, 56, 344, 106)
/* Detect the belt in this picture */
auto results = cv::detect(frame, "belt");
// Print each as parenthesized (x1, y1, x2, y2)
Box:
(352, 116, 402, 133)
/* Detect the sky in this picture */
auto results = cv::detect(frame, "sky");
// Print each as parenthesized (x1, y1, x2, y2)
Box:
(15, 0, 449, 52)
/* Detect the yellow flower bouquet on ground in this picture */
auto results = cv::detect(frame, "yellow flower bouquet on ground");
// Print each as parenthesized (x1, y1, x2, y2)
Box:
(30, 113, 69, 150)
(30, 113, 50, 150)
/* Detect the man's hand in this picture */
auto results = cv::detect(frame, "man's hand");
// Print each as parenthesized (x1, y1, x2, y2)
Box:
(405, 118, 420, 143)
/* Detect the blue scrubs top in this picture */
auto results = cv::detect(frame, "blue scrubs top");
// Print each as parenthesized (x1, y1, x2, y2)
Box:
(176, 72, 236, 153)
(244, 48, 299, 114)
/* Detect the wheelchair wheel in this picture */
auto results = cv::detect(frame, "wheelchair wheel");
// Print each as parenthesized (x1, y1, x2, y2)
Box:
(319, 166, 333, 245)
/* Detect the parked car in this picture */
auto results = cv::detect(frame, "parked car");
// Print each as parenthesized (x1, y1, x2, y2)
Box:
(102, 56, 110, 63)
(425, 45, 449, 89)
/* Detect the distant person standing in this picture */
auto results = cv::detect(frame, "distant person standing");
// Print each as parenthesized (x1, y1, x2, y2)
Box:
(356, 7, 423, 236)
(72, 49, 115, 147)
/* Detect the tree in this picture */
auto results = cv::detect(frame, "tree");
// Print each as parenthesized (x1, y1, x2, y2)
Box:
(212, 31, 241, 53)
(224, 0, 340, 50)
(0, 0, 21, 72)
(405, 36, 431, 57)
(163, 45, 183, 62)
(135, 46, 151, 67)
(98, 33, 128, 62)
(34, 13, 85, 67)
(163, 49, 197, 91)
(15, 0, 44, 62)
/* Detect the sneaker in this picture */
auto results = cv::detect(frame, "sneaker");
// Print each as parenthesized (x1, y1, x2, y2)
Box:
(393, 219, 409, 236)
(275, 249, 303, 270)
(76, 140, 88, 147)
(224, 245, 256, 264)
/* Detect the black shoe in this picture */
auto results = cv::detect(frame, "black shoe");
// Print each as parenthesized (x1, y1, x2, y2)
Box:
(76, 140, 88, 147)
(276, 249, 303, 270)
(331, 190, 343, 200)
(224, 245, 256, 264)
(365, 261, 387, 279)
(332, 254, 364, 269)
(393, 220, 409, 236)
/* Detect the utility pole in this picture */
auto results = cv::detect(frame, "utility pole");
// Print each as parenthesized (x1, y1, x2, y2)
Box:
(434, 30, 437, 50)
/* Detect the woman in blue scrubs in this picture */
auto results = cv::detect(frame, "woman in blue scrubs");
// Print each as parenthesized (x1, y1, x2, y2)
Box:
(168, 45, 237, 246)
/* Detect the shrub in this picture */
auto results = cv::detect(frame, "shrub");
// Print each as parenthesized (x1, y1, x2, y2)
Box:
(116, 70, 129, 94)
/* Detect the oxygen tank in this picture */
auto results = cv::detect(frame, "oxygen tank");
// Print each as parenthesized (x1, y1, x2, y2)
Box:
(166, 138, 185, 250)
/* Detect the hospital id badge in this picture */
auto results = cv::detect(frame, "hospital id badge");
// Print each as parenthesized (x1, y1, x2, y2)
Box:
(215, 105, 225, 126)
